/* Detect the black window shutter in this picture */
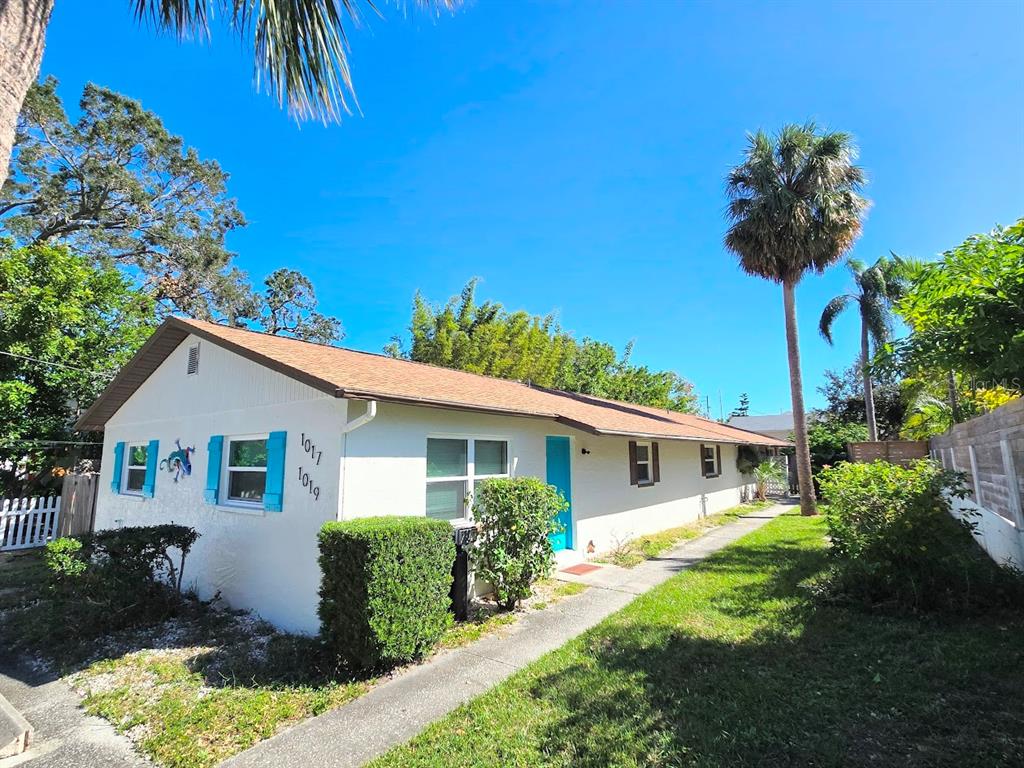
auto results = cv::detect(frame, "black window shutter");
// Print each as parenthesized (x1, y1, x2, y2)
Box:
(652, 442, 661, 483)
(715, 445, 722, 477)
(628, 440, 638, 485)
(699, 443, 707, 477)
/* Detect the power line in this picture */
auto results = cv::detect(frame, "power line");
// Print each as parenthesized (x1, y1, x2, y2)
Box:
(0, 350, 115, 378)
(0, 439, 103, 447)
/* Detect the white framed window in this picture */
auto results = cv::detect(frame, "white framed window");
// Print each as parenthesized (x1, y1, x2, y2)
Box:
(123, 442, 148, 495)
(701, 443, 721, 478)
(223, 434, 268, 507)
(634, 441, 653, 485)
(425, 436, 510, 522)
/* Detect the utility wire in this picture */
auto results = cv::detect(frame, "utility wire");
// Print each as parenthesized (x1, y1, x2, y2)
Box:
(0, 439, 103, 447)
(0, 350, 115, 378)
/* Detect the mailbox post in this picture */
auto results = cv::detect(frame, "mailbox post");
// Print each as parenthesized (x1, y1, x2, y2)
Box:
(450, 522, 477, 621)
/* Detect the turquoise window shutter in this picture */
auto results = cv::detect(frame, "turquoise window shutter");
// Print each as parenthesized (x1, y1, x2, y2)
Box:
(264, 431, 287, 512)
(142, 439, 160, 498)
(111, 442, 125, 493)
(205, 435, 224, 504)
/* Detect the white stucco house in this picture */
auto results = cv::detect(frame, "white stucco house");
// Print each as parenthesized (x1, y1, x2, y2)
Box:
(76, 317, 789, 633)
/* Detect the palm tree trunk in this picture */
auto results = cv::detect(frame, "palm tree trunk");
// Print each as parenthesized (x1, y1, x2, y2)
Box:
(782, 280, 817, 516)
(861, 319, 878, 441)
(0, 0, 52, 189)
(946, 370, 961, 423)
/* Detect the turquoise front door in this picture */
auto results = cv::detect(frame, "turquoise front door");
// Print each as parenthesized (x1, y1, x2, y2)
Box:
(546, 436, 573, 551)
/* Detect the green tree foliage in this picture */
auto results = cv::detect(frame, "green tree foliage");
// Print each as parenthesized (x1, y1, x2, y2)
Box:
(387, 279, 699, 412)
(729, 392, 750, 419)
(806, 418, 869, 480)
(0, 79, 343, 342)
(817, 364, 907, 440)
(892, 219, 1024, 386)
(0, 78, 248, 319)
(0, 241, 155, 492)
(249, 268, 343, 344)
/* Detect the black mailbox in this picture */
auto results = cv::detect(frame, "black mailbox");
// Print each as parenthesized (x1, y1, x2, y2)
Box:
(450, 522, 477, 621)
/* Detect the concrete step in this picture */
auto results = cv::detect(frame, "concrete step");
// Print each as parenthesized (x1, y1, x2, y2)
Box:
(0, 691, 32, 759)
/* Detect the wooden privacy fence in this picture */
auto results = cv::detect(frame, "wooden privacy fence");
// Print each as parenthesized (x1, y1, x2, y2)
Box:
(1, 496, 61, 550)
(58, 472, 98, 538)
(930, 398, 1024, 566)
(847, 440, 929, 465)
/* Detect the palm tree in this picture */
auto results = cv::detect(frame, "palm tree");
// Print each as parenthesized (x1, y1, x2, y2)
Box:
(725, 123, 869, 516)
(0, 1, 455, 189)
(819, 255, 903, 441)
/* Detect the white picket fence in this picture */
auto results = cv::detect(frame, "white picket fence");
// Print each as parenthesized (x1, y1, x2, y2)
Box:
(0, 496, 61, 551)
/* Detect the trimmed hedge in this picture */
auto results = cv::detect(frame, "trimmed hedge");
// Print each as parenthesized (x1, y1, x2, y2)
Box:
(318, 516, 455, 669)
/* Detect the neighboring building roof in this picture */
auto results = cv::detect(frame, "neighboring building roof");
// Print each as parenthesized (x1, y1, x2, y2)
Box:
(76, 317, 790, 447)
(726, 412, 795, 435)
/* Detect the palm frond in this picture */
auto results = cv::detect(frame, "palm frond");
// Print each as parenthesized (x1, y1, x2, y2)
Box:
(819, 294, 853, 344)
(132, 1, 458, 122)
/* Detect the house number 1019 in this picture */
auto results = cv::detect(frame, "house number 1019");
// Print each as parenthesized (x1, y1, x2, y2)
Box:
(298, 466, 321, 501)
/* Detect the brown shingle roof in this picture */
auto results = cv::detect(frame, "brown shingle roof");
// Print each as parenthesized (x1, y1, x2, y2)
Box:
(76, 317, 790, 447)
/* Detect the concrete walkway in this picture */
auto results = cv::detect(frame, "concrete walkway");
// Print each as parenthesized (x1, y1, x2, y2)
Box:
(222, 502, 792, 768)
(0, 659, 146, 768)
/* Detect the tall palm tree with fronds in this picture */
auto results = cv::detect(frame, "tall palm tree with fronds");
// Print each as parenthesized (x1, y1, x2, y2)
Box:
(725, 123, 869, 516)
(0, 1, 456, 189)
(819, 255, 904, 441)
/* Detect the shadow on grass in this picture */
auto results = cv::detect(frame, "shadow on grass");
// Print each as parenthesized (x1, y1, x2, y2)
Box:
(524, 528, 1024, 768)
(0, 593, 373, 692)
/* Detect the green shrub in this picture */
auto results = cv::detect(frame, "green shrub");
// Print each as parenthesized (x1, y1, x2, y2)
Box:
(818, 460, 1023, 612)
(318, 516, 455, 669)
(472, 477, 565, 610)
(40, 524, 199, 642)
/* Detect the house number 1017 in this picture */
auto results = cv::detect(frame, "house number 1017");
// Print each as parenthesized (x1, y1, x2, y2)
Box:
(300, 433, 322, 465)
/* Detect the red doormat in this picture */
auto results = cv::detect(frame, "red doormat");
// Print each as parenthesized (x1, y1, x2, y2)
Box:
(561, 563, 602, 576)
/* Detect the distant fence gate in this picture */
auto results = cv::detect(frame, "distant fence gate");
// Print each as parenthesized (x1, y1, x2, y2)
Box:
(847, 440, 930, 465)
(930, 398, 1024, 567)
(1, 496, 61, 550)
(58, 472, 99, 538)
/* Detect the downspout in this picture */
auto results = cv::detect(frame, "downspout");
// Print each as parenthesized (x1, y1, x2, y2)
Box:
(338, 401, 378, 521)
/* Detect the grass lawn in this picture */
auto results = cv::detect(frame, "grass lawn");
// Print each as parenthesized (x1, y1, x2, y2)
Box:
(597, 499, 772, 567)
(371, 513, 1024, 768)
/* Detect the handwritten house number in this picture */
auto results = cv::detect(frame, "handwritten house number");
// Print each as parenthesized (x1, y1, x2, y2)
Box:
(298, 432, 322, 501)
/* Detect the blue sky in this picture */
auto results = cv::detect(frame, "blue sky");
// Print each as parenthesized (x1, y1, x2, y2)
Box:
(41, 0, 1023, 415)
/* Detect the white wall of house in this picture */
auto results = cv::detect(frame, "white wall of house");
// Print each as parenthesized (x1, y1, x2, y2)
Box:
(341, 402, 750, 555)
(95, 335, 347, 633)
(94, 337, 757, 635)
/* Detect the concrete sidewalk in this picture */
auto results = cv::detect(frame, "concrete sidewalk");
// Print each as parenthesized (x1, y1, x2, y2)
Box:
(222, 502, 792, 768)
(0, 659, 146, 768)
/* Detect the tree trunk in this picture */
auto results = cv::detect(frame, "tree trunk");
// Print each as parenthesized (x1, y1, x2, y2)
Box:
(0, 0, 52, 189)
(861, 319, 878, 441)
(947, 370, 961, 423)
(782, 281, 817, 516)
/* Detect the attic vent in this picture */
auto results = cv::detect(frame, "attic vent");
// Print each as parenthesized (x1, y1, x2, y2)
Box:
(186, 344, 200, 375)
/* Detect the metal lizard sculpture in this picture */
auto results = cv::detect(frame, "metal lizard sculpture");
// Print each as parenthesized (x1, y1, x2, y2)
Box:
(160, 439, 195, 482)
